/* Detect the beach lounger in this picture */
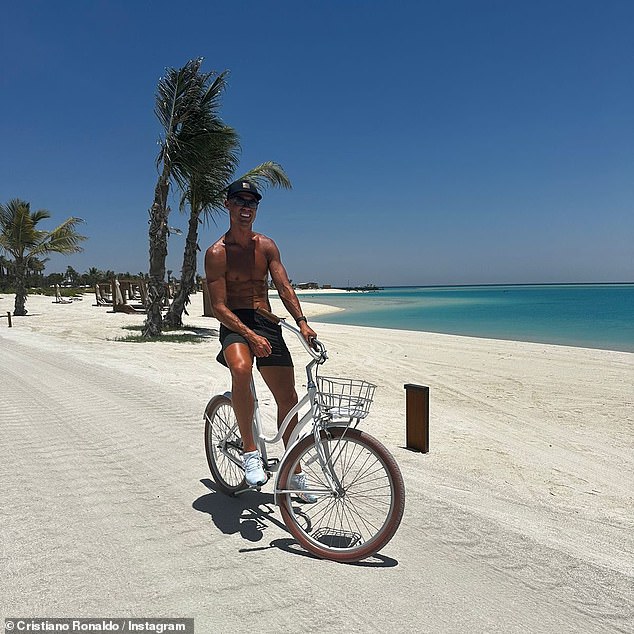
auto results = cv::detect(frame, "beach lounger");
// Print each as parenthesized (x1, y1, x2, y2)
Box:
(94, 283, 113, 307)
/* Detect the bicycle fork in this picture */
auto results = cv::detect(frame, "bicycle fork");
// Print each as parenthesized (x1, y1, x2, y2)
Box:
(311, 423, 351, 497)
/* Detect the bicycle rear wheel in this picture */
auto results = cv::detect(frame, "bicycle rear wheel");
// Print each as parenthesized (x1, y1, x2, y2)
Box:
(278, 427, 405, 563)
(204, 395, 245, 495)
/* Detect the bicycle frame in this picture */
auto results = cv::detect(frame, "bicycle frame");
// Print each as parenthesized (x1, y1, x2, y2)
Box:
(218, 311, 351, 503)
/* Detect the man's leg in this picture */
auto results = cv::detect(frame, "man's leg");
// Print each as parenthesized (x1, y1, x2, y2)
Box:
(223, 343, 257, 452)
(224, 343, 267, 487)
(258, 365, 298, 447)
(259, 365, 317, 502)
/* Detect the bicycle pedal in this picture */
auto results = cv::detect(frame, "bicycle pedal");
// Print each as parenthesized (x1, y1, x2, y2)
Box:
(264, 459, 280, 475)
(235, 483, 263, 496)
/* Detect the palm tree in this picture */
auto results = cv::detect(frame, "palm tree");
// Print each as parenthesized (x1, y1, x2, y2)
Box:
(28, 257, 48, 287)
(65, 265, 80, 286)
(144, 58, 229, 337)
(84, 266, 103, 286)
(163, 161, 291, 327)
(0, 199, 86, 315)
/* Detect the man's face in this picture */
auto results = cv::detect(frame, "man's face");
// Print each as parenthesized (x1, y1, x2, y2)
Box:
(225, 193, 259, 226)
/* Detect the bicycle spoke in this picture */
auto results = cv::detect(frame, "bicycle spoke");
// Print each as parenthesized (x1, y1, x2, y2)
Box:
(337, 462, 387, 538)
(343, 494, 384, 535)
(340, 496, 372, 542)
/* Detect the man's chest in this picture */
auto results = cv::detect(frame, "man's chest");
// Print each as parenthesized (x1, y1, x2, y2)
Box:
(225, 243, 268, 281)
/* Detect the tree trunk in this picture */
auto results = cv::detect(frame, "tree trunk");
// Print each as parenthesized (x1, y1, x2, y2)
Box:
(163, 210, 201, 328)
(13, 259, 28, 316)
(142, 168, 170, 337)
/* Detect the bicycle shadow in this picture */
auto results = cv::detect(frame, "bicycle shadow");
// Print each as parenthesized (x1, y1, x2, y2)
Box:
(192, 479, 284, 543)
(193, 479, 399, 567)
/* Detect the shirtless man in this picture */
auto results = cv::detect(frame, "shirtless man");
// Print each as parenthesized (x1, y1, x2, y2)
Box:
(204, 180, 317, 499)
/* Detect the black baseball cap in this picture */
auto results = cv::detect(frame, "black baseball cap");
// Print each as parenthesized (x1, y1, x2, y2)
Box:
(225, 180, 262, 201)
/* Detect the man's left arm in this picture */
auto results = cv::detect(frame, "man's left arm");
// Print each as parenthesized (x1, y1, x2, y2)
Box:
(266, 239, 317, 343)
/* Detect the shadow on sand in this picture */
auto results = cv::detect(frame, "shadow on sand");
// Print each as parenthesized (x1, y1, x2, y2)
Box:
(192, 478, 398, 567)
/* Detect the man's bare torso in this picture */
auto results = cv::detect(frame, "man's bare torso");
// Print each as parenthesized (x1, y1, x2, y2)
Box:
(217, 232, 271, 311)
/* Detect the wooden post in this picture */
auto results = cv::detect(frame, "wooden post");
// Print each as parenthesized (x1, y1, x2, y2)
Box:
(139, 280, 148, 307)
(202, 279, 214, 317)
(7, 311, 12, 327)
(404, 384, 429, 453)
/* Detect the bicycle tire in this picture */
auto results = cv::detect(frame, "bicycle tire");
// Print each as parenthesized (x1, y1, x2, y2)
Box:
(278, 427, 405, 563)
(204, 395, 245, 495)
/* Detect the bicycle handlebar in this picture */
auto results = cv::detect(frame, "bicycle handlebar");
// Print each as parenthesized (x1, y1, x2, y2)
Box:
(256, 306, 327, 362)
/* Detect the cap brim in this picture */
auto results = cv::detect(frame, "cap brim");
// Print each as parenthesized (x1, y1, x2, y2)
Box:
(226, 189, 262, 201)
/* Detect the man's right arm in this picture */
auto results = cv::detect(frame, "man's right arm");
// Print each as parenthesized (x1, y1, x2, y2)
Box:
(204, 245, 272, 357)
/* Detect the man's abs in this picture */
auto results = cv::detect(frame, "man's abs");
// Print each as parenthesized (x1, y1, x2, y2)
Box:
(225, 278, 270, 311)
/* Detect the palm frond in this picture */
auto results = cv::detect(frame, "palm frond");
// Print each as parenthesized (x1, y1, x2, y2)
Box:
(199, 71, 230, 114)
(170, 86, 235, 190)
(30, 217, 87, 259)
(30, 209, 52, 224)
(176, 124, 240, 211)
(155, 62, 234, 193)
(154, 58, 204, 136)
(1, 199, 86, 274)
(237, 161, 292, 193)
(0, 199, 50, 258)
(154, 58, 207, 178)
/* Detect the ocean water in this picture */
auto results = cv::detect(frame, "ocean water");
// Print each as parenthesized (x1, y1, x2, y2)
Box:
(301, 284, 634, 352)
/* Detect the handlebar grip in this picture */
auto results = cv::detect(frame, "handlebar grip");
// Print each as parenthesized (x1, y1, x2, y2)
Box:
(255, 306, 281, 324)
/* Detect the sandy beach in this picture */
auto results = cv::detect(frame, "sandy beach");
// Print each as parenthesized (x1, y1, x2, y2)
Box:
(1, 291, 632, 633)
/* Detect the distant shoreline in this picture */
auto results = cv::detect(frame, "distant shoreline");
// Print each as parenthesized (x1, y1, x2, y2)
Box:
(294, 281, 634, 291)
(381, 281, 634, 289)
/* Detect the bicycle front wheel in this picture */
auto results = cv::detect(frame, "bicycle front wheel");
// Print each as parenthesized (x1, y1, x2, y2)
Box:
(278, 427, 405, 563)
(204, 395, 245, 495)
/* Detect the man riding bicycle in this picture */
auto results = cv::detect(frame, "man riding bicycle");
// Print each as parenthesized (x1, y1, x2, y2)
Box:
(204, 180, 317, 501)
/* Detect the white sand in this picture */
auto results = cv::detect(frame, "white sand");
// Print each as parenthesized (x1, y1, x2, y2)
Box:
(1, 291, 632, 632)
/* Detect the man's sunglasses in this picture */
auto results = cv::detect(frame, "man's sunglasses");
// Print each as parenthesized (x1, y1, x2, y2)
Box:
(230, 196, 259, 209)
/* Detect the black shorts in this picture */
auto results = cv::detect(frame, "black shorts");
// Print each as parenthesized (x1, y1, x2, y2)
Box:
(216, 309, 293, 368)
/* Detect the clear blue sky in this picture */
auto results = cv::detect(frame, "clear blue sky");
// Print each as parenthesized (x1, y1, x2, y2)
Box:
(1, 0, 632, 286)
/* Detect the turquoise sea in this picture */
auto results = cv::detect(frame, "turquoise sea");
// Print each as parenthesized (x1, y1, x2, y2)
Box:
(301, 284, 634, 352)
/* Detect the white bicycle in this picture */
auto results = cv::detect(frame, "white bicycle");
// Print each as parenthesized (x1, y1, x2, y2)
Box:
(203, 307, 405, 563)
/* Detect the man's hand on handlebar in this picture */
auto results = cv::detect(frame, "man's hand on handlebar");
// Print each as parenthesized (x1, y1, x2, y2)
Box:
(298, 321, 318, 348)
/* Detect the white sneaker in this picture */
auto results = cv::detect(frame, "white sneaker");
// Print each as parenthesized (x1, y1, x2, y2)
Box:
(243, 451, 267, 487)
(290, 472, 318, 503)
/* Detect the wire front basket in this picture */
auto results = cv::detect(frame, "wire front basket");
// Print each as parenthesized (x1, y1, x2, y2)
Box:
(315, 376, 377, 420)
